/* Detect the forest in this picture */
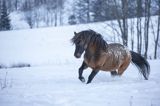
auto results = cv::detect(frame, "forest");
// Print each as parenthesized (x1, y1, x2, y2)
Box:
(0, 0, 160, 59)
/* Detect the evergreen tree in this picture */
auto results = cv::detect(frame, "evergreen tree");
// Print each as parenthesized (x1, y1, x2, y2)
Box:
(0, 0, 11, 31)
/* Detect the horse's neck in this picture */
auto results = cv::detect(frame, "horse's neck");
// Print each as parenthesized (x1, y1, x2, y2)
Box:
(85, 49, 94, 60)
(85, 45, 102, 60)
(86, 44, 96, 55)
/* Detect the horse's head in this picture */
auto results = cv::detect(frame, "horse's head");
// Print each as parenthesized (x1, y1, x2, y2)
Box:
(71, 32, 88, 58)
(71, 30, 108, 58)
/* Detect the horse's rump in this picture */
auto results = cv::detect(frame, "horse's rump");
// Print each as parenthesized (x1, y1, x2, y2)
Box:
(100, 43, 131, 71)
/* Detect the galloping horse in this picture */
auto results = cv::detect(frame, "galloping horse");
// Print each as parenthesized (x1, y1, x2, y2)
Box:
(71, 30, 150, 84)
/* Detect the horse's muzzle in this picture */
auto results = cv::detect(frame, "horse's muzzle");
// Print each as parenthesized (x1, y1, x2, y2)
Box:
(74, 53, 81, 58)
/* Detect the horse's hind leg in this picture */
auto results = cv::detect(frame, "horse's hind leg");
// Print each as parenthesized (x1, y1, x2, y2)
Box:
(79, 61, 88, 83)
(118, 60, 130, 76)
(87, 70, 99, 84)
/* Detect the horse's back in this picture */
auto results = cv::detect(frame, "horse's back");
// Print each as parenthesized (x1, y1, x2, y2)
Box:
(108, 43, 125, 51)
(107, 43, 130, 56)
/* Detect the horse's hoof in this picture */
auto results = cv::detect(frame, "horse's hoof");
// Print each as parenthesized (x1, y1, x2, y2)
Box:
(79, 77, 85, 83)
(81, 79, 85, 83)
(86, 81, 91, 84)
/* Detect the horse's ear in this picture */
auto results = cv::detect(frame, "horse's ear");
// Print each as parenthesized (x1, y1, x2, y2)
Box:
(74, 32, 77, 35)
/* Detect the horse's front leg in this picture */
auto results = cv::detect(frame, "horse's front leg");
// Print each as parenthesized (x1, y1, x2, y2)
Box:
(87, 70, 99, 84)
(78, 61, 88, 83)
(110, 71, 118, 77)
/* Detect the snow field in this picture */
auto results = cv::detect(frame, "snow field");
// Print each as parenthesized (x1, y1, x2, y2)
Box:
(0, 60, 160, 106)
(0, 21, 160, 106)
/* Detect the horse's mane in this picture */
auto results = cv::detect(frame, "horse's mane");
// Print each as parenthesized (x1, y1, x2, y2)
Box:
(71, 29, 107, 51)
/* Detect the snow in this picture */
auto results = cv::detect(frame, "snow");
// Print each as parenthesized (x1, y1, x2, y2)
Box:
(0, 61, 160, 106)
(0, 22, 160, 106)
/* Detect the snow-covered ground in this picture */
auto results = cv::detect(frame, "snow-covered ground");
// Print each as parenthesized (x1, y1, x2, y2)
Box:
(0, 24, 160, 106)
(0, 60, 160, 106)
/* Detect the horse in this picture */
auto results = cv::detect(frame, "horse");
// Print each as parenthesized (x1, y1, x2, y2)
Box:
(71, 29, 150, 84)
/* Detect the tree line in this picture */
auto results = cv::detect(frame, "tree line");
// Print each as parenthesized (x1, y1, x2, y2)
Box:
(0, 0, 159, 59)
(0, 0, 64, 29)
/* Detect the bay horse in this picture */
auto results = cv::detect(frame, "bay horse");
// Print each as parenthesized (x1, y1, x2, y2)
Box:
(71, 30, 150, 84)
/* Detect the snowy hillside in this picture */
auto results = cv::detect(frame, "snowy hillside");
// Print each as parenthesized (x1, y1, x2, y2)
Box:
(0, 23, 115, 67)
(0, 17, 159, 67)
(0, 24, 160, 106)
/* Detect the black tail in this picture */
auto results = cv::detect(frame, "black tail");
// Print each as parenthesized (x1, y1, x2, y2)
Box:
(130, 51, 150, 80)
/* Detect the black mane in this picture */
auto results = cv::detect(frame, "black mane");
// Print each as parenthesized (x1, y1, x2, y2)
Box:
(71, 29, 107, 51)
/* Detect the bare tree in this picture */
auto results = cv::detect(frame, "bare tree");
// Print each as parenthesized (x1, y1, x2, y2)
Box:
(121, 0, 128, 46)
(58, 0, 64, 25)
(144, 0, 151, 58)
(54, 0, 58, 26)
(130, 19, 135, 51)
(154, 0, 160, 59)
(136, 0, 142, 54)
(113, 0, 128, 46)
(86, 0, 90, 22)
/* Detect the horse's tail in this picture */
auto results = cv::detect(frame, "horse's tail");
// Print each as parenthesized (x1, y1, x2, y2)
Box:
(130, 51, 150, 80)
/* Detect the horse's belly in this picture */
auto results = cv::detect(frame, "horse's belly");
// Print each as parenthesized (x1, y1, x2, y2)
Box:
(99, 63, 119, 71)
(84, 55, 119, 70)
